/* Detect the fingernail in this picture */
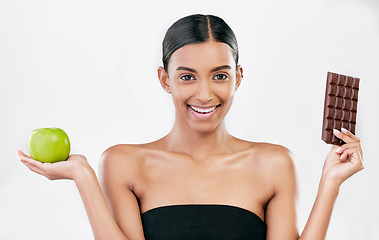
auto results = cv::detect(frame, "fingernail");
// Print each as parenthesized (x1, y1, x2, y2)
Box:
(333, 129, 340, 134)
(335, 147, 341, 153)
(341, 127, 348, 133)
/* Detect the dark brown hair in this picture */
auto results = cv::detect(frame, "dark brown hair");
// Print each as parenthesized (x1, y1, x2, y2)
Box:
(162, 14, 239, 71)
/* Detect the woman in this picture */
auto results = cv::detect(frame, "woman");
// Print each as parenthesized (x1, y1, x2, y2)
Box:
(17, 14, 364, 240)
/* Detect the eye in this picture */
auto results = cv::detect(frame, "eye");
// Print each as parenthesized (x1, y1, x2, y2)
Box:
(180, 74, 195, 81)
(213, 73, 229, 81)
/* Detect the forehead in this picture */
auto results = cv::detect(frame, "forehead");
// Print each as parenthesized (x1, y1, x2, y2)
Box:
(168, 41, 235, 71)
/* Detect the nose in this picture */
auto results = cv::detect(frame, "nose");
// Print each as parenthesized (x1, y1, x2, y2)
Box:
(196, 79, 214, 103)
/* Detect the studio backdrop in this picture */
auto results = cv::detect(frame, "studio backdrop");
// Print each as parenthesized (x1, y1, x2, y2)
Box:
(1, 0, 378, 239)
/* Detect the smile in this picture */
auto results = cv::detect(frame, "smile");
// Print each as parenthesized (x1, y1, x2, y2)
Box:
(187, 104, 221, 119)
(189, 105, 220, 114)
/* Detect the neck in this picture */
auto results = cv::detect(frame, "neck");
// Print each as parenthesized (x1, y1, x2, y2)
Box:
(162, 118, 234, 160)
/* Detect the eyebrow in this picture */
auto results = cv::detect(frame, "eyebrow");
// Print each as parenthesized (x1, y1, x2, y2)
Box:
(176, 65, 232, 73)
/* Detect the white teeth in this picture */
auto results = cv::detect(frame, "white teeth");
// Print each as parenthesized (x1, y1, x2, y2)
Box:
(190, 105, 218, 113)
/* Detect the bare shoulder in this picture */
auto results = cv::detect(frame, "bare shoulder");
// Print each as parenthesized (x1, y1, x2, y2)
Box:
(254, 142, 293, 162)
(248, 142, 295, 177)
(100, 144, 143, 167)
(98, 144, 148, 188)
(101, 143, 144, 159)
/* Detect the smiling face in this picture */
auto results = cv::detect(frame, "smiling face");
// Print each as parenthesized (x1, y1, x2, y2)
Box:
(158, 41, 243, 133)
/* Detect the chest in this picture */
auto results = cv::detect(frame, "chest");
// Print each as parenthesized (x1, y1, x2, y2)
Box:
(134, 155, 273, 215)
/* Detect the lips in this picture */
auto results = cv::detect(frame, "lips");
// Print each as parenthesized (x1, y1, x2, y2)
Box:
(187, 104, 221, 119)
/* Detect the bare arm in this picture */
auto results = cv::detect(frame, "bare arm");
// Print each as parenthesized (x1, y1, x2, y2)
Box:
(298, 175, 339, 239)
(265, 128, 364, 240)
(299, 128, 364, 239)
(73, 163, 129, 239)
(16, 150, 138, 240)
(264, 146, 299, 240)
(98, 145, 145, 239)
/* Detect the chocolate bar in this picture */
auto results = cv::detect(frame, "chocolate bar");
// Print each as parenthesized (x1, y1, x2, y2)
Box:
(322, 72, 360, 145)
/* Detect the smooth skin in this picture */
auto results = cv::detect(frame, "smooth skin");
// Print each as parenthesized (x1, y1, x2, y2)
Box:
(17, 41, 364, 240)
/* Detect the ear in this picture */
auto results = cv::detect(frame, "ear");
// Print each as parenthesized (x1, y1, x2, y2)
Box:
(235, 65, 243, 91)
(158, 66, 171, 93)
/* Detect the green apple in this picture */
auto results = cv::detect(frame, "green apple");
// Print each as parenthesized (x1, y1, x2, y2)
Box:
(28, 127, 70, 163)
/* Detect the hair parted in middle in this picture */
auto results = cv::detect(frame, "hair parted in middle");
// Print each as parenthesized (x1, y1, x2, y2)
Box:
(162, 14, 239, 71)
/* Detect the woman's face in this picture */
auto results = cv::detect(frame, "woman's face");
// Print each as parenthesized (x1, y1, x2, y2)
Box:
(159, 41, 243, 133)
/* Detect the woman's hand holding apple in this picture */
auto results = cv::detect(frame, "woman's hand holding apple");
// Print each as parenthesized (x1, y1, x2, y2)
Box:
(17, 127, 93, 181)
(17, 150, 90, 181)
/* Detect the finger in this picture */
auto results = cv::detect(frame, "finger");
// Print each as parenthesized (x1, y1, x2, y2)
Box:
(16, 150, 32, 160)
(339, 147, 363, 168)
(341, 128, 361, 142)
(22, 157, 57, 179)
(22, 159, 46, 176)
(354, 144, 365, 168)
(331, 145, 340, 152)
(335, 141, 363, 161)
(333, 129, 357, 144)
(335, 142, 360, 154)
(21, 156, 44, 168)
(357, 142, 363, 160)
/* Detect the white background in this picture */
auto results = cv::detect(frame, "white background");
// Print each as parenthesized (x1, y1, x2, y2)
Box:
(1, 0, 378, 239)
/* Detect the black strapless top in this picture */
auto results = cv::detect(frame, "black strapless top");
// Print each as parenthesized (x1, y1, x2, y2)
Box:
(141, 204, 266, 240)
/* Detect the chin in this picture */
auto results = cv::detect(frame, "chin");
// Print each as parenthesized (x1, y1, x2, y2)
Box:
(187, 120, 224, 134)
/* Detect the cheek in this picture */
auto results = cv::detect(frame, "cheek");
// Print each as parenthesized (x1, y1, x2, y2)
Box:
(214, 83, 236, 100)
(170, 86, 193, 105)
(173, 85, 191, 96)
